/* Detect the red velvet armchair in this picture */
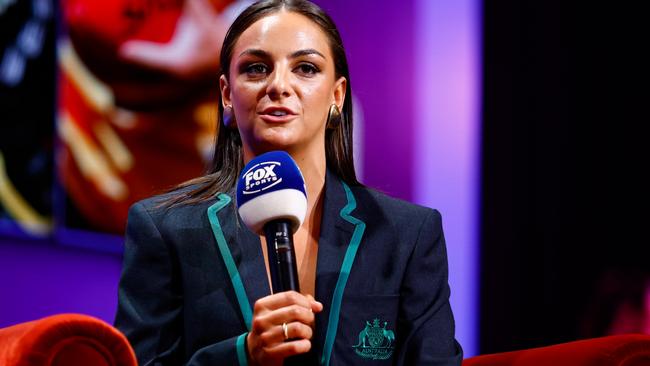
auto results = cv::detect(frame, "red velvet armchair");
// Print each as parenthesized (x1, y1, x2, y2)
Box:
(463, 334, 650, 366)
(0, 313, 136, 366)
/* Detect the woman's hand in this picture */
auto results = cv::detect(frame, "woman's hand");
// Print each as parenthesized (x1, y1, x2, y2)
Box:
(246, 291, 323, 366)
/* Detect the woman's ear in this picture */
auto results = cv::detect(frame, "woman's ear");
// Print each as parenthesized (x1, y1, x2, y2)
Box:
(219, 74, 237, 128)
(333, 76, 347, 110)
(219, 74, 232, 107)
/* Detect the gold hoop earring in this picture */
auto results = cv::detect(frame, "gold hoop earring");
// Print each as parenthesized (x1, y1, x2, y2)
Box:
(326, 104, 341, 130)
(223, 105, 236, 128)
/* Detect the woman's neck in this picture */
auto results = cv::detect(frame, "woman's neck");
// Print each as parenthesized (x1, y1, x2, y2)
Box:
(287, 147, 325, 297)
(289, 149, 326, 218)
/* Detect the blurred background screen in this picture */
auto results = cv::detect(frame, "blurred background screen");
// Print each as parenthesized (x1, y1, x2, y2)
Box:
(2, 0, 226, 250)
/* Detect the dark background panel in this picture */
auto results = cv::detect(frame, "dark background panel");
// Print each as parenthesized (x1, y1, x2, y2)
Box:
(481, 1, 648, 353)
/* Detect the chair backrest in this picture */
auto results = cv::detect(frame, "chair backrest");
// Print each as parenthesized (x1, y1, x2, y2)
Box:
(0, 313, 137, 366)
(463, 334, 650, 366)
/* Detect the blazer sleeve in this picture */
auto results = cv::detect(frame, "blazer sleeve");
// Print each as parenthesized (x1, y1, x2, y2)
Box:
(395, 209, 463, 366)
(114, 202, 249, 366)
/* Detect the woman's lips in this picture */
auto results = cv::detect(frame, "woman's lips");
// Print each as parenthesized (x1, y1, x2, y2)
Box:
(259, 114, 298, 123)
(258, 106, 298, 123)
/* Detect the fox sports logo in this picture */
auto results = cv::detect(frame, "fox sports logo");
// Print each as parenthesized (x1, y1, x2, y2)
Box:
(243, 161, 282, 193)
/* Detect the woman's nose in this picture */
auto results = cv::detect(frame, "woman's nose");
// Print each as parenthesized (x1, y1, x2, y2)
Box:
(266, 66, 291, 99)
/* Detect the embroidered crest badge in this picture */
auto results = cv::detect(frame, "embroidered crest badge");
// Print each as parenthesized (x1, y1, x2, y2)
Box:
(352, 318, 395, 360)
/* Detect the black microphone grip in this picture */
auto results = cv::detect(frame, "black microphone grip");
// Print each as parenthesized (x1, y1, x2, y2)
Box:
(263, 222, 309, 365)
(263, 219, 300, 293)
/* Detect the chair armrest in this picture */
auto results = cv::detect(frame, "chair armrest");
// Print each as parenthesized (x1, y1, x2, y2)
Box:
(0, 313, 137, 366)
(463, 334, 650, 366)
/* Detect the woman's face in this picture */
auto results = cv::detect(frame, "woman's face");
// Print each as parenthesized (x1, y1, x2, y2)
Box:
(220, 11, 346, 159)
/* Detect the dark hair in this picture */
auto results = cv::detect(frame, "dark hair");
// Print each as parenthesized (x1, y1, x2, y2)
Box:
(162, 0, 359, 207)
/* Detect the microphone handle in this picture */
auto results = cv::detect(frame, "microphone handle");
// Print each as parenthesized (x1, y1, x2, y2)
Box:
(263, 219, 300, 293)
(263, 220, 307, 366)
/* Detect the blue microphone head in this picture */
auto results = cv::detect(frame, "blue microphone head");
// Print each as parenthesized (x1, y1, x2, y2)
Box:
(236, 151, 307, 234)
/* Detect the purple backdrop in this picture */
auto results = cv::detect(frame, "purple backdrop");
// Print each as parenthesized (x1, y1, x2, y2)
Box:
(316, 0, 416, 199)
(413, 0, 481, 356)
(0, 237, 122, 328)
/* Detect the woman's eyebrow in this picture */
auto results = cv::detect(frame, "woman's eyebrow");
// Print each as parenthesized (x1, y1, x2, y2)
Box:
(239, 49, 269, 58)
(290, 49, 325, 59)
(238, 48, 325, 59)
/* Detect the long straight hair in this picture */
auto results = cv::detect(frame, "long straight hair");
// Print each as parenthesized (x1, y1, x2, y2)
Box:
(162, 0, 359, 207)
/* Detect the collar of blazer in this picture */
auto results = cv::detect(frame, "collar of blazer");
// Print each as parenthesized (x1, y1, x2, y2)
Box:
(206, 169, 366, 366)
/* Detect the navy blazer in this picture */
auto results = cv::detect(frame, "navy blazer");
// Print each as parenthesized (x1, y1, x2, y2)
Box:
(114, 171, 463, 365)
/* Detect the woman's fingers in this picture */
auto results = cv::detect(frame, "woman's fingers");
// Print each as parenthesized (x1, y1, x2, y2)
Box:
(271, 304, 316, 325)
(262, 338, 313, 359)
(306, 294, 324, 312)
(252, 304, 314, 335)
(255, 291, 321, 313)
(247, 291, 324, 364)
(259, 321, 314, 345)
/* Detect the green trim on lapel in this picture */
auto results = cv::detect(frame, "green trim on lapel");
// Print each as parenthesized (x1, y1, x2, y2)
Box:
(207, 193, 253, 330)
(321, 181, 367, 366)
(236, 333, 249, 366)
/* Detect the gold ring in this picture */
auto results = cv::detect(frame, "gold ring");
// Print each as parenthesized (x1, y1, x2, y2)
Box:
(282, 322, 289, 340)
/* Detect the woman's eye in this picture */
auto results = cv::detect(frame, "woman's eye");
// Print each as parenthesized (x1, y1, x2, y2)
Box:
(295, 63, 319, 76)
(245, 63, 268, 76)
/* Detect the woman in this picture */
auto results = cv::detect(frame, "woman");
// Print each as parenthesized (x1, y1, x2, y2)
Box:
(114, 1, 463, 365)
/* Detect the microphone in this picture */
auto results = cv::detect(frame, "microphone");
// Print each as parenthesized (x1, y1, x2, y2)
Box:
(236, 151, 307, 293)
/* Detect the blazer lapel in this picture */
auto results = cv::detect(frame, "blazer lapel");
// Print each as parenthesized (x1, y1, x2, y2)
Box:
(207, 189, 271, 330)
(313, 171, 363, 364)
